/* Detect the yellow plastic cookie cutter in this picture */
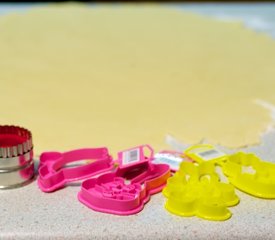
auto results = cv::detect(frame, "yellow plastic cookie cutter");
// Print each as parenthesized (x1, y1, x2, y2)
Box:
(183, 144, 228, 164)
(163, 161, 239, 221)
(184, 144, 275, 199)
(222, 152, 275, 199)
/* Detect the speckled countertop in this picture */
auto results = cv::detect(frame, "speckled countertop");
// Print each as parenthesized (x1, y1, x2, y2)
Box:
(1, 3, 275, 240)
(1, 131, 275, 239)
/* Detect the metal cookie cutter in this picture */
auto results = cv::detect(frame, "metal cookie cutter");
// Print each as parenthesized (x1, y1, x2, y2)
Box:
(0, 125, 34, 189)
(38, 148, 114, 192)
(78, 145, 171, 215)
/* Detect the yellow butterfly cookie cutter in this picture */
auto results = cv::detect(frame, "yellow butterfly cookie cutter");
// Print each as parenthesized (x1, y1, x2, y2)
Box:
(223, 152, 275, 199)
(184, 144, 275, 199)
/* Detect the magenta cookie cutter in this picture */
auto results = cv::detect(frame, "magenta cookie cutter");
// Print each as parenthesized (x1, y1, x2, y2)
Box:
(78, 144, 171, 215)
(38, 147, 114, 192)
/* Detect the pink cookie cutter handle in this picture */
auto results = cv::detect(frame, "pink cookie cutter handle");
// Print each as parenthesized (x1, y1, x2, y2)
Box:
(117, 144, 154, 168)
(38, 148, 113, 192)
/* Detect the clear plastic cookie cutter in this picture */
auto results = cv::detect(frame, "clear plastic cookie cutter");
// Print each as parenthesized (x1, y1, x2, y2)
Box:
(153, 150, 193, 172)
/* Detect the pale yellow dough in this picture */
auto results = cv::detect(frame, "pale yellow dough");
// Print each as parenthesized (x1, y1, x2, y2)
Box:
(1, 4, 275, 154)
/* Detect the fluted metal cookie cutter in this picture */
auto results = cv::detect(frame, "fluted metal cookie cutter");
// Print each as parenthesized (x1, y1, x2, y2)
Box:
(0, 125, 34, 189)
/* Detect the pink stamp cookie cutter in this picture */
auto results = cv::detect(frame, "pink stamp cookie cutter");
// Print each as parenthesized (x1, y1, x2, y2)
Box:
(78, 144, 171, 215)
(38, 147, 114, 192)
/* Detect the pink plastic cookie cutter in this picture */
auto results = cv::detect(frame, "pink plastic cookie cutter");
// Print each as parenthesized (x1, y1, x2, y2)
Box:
(78, 144, 171, 215)
(38, 148, 114, 192)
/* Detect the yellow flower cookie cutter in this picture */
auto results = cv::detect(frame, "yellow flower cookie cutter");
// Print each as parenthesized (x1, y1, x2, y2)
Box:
(163, 161, 239, 221)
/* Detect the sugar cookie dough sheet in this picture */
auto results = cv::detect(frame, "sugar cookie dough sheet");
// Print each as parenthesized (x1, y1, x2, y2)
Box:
(1, 4, 275, 153)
